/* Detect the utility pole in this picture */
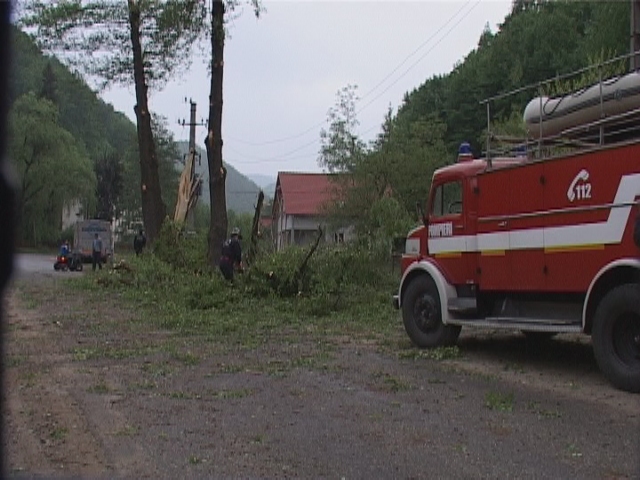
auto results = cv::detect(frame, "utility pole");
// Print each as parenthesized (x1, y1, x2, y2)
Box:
(631, 0, 640, 71)
(178, 99, 206, 229)
(189, 100, 197, 153)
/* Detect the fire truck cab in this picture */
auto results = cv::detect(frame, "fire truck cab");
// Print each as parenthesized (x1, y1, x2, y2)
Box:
(394, 61, 640, 393)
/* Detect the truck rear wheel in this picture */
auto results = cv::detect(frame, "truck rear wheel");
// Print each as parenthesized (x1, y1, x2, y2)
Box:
(592, 284, 640, 393)
(402, 276, 461, 348)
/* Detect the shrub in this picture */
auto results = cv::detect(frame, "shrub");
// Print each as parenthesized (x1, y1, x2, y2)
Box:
(152, 220, 208, 272)
(247, 242, 396, 304)
(86, 226, 398, 321)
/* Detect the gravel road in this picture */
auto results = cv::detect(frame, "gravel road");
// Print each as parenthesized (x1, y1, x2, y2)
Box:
(2, 255, 639, 479)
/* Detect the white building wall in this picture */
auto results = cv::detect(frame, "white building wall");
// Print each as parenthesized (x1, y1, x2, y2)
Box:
(274, 212, 355, 251)
(61, 200, 83, 230)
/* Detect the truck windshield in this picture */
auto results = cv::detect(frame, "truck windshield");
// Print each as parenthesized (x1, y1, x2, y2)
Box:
(431, 180, 462, 217)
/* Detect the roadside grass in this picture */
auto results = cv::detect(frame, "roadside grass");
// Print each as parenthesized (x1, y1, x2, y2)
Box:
(6, 355, 26, 367)
(18, 294, 40, 310)
(372, 371, 412, 392)
(87, 382, 111, 394)
(526, 401, 563, 419)
(503, 362, 526, 374)
(484, 391, 515, 412)
(171, 350, 200, 366)
(21, 371, 39, 388)
(566, 443, 583, 458)
(211, 388, 253, 399)
(14, 279, 60, 310)
(13, 240, 414, 392)
(141, 361, 174, 378)
(64, 243, 401, 354)
(397, 346, 462, 361)
(131, 379, 157, 391)
(114, 424, 139, 436)
(168, 390, 195, 400)
(49, 426, 68, 441)
(72, 343, 162, 361)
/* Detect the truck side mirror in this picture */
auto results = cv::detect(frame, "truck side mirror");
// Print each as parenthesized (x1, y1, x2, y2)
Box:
(416, 202, 428, 227)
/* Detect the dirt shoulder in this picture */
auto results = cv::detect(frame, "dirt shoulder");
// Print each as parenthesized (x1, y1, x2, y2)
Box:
(3, 273, 639, 479)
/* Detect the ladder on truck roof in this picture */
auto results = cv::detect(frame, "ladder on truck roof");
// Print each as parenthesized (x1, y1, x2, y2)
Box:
(481, 51, 640, 166)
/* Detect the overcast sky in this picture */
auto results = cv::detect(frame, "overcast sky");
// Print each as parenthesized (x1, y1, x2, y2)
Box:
(101, 0, 512, 180)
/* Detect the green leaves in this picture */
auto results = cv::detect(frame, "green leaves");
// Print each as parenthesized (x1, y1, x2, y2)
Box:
(395, 1, 629, 157)
(20, 0, 207, 90)
(95, 151, 125, 221)
(318, 85, 366, 173)
(9, 92, 96, 244)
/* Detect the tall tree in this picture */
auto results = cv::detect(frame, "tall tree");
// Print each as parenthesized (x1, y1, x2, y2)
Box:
(95, 151, 124, 221)
(39, 61, 57, 104)
(21, 0, 207, 243)
(206, 0, 227, 266)
(118, 114, 180, 230)
(205, 0, 262, 266)
(8, 93, 96, 244)
(318, 85, 366, 173)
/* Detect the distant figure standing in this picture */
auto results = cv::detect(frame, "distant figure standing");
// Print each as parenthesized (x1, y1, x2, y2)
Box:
(59, 240, 70, 257)
(219, 227, 243, 281)
(92, 233, 103, 271)
(133, 229, 147, 256)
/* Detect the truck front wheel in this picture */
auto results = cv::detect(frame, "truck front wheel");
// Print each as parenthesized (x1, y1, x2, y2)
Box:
(592, 284, 640, 393)
(402, 276, 461, 348)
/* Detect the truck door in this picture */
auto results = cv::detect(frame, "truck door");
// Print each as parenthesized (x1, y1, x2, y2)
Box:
(508, 162, 546, 291)
(427, 179, 470, 284)
(476, 169, 512, 290)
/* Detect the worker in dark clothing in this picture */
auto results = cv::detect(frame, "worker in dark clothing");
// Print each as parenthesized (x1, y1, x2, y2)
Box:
(92, 233, 103, 271)
(219, 227, 243, 281)
(133, 229, 146, 256)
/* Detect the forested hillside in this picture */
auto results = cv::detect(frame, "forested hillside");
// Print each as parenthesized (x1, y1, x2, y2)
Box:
(175, 141, 262, 215)
(398, 1, 629, 156)
(320, 1, 630, 242)
(9, 29, 136, 159)
(9, 28, 262, 245)
(9, 27, 180, 245)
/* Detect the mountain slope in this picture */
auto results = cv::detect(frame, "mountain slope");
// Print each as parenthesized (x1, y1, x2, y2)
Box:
(247, 174, 277, 200)
(175, 141, 262, 214)
(10, 27, 138, 160)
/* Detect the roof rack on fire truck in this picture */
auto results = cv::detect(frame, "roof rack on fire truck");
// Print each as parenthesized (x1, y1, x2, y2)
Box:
(480, 50, 640, 169)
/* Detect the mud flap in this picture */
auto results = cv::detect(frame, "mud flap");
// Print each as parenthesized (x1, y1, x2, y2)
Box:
(634, 214, 640, 249)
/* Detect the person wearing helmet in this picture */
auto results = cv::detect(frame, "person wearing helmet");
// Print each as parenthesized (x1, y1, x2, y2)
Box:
(219, 227, 243, 281)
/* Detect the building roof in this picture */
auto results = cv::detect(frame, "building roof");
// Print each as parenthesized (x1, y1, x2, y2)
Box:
(260, 216, 273, 228)
(275, 172, 341, 216)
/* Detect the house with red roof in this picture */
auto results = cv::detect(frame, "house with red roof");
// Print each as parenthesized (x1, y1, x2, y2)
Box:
(272, 172, 353, 250)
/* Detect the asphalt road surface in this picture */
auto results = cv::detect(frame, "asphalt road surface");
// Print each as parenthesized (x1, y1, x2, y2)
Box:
(11, 253, 87, 280)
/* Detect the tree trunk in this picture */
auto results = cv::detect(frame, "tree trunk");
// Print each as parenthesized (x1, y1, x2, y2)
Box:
(246, 190, 265, 267)
(206, 0, 228, 267)
(128, 0, 166, 243)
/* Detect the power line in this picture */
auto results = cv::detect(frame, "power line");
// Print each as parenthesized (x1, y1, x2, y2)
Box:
(222, 1, 482, 172)
(227, 119, 328, 147)
(226, 136, 320, 165)
(357, 0, 473, 104)
(355, 0, 481, 117)
(225, 1, 477, 149)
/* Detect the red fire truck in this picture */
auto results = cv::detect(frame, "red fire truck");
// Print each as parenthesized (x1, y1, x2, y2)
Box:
(393, 57, 640, 393)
